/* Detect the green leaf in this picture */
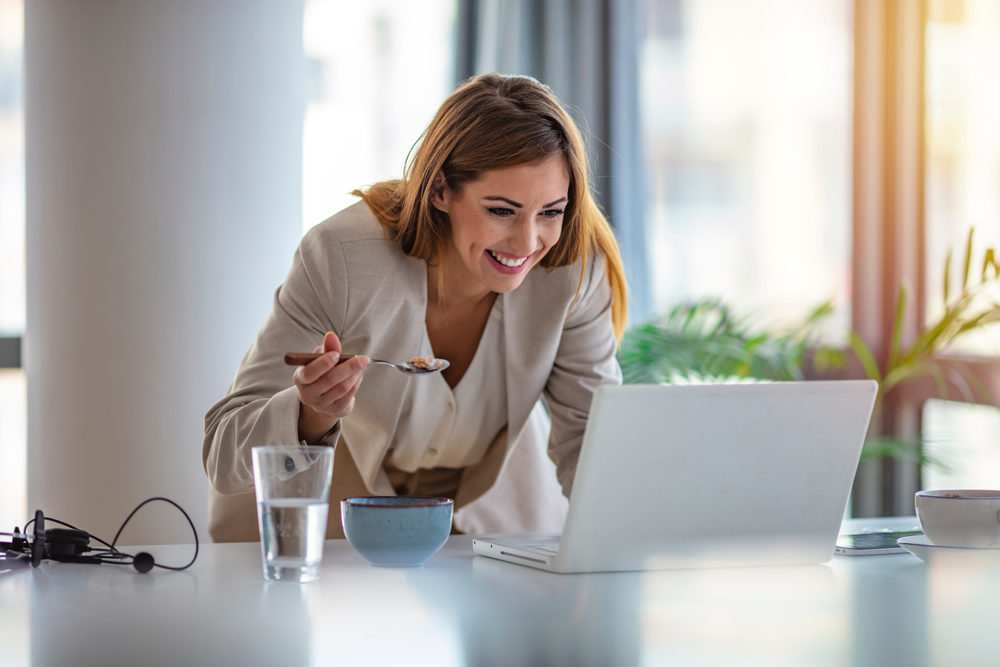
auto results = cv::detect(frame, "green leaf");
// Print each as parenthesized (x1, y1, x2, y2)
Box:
(883, 361, 936, 394)
(860, 437, 955, 474)
(926, 361, 948, 399)
(982, 248, 996, 282)
(900, 292, 975, 366)
(954, 307, 1000, 336)
(812, 346, 846, 373)
(849, 331, 882, 383)
(950, 360, 994, 405)
(887, 283, 908, 368)
(944, 249, 952, 304)
(811, 299, 835, 319)
(963, 226, 974, 290)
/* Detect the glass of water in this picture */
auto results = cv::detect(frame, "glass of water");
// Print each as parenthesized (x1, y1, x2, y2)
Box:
(251, 445, 334, 583)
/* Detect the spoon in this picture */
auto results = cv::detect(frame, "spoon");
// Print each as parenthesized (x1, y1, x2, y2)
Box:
(283, 352, 450, 375)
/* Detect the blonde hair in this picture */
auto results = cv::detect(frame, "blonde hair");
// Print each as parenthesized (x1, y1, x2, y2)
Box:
(354, 73, 628, 340)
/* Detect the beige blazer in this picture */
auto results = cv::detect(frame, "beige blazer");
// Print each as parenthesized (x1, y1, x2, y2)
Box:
(202, 202, 621, 541)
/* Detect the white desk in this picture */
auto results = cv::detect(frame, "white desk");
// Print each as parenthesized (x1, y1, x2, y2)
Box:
(1, 519, 997, 667)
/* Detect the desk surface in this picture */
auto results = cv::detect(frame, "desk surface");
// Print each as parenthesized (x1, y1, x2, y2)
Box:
(2, 518, 997, 667)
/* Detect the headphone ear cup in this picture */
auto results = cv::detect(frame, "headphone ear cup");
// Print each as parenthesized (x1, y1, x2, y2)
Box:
(133, 551, 155, 574)
(45, 528, 91, 557)
(31, 510, 45, 568)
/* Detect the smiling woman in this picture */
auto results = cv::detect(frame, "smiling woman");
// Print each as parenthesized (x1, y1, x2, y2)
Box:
(203, 73, 627, 541)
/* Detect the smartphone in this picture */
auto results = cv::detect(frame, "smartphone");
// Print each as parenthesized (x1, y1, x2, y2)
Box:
(834, 530, 923, 556)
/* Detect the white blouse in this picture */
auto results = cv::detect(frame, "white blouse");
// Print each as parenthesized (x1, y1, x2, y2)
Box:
(387, 297, 508, 473)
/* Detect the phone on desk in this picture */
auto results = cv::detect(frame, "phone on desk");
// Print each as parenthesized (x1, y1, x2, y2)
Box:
(834, 530, 923, 556)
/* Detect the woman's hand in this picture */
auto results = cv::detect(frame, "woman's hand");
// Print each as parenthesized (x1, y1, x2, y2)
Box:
(295, 332, 370, 444)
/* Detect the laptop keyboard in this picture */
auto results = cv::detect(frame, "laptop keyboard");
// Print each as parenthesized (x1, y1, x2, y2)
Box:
(526, 543, 560, 555)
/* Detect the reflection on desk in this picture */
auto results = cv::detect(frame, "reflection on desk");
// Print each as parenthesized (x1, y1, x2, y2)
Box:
(1, 521, 998, 666)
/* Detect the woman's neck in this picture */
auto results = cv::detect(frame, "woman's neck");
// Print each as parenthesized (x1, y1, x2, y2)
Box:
(427, 253, 495, 311)
(425, 255, 498, 389)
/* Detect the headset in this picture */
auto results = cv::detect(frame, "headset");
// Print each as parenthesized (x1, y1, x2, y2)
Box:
(0, 497, 198, 574)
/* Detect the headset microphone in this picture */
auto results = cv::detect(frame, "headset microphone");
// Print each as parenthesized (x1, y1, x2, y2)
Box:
(133, 551, 155, 573)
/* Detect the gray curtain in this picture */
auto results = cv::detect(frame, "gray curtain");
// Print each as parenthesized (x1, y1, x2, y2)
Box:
(456, 0, 651, 323)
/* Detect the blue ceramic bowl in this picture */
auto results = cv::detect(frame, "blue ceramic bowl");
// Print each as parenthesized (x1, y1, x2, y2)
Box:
(341, 497, 454, 567)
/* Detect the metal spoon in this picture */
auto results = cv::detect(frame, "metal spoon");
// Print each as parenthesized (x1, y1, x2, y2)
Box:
(283, 352, 449, 375)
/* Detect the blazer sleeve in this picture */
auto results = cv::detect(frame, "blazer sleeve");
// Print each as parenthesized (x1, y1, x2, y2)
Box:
(544, 254, 623, 498)
(202, 226, 350, 495)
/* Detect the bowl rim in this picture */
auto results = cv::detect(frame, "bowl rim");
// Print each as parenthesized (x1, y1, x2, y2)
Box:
(342, 496, 454, 508)
(916, 489, 1000, 499)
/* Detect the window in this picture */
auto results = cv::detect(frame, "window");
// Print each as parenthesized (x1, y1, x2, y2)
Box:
(925, 0, 1000, 354)
(303, 0, 456, 233)
(0, 0, 460, 535)
(920, 0, 1000, 490)
(639, 0, 853, 337)
(0, 0, 24, 532)
(924, 399, 1000, 490)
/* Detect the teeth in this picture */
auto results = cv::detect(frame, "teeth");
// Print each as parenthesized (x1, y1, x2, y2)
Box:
(489, 250, 527, 268)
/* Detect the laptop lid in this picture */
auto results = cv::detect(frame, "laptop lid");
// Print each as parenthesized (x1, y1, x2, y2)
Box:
(555, 380, 877, 573)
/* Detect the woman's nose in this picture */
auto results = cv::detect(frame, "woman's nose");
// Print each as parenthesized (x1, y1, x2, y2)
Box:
(509, 218, 537, 255)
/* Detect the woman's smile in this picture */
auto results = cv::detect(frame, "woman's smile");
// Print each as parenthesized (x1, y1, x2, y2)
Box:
(486, 249, 531, 273)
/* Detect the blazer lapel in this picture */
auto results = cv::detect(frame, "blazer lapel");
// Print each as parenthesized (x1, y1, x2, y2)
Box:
(341, 252, 427, 493)
(501, 267, 569, 457)
(455, 266, 572, 508)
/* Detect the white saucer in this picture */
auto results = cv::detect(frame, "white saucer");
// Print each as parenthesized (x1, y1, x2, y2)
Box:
(898, 535, 1000, 565)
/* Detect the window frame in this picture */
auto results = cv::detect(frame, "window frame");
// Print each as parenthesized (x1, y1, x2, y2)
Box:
(0, 336, 19, 368)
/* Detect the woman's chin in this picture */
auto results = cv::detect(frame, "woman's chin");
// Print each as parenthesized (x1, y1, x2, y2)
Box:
(482, 267, 532, 293)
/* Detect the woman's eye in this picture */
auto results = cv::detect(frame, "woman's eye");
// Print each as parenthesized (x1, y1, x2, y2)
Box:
(542, 208, 565, 219)
(487, 207, 515, 217)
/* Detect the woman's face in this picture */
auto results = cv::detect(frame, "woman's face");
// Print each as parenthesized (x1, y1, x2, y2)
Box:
(432, 155, 569, 296)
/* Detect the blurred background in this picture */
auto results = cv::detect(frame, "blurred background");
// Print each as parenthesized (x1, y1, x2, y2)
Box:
(1, 0, 999, 541)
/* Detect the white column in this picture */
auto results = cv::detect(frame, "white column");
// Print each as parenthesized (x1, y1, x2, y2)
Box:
(26, 0, 305, 545)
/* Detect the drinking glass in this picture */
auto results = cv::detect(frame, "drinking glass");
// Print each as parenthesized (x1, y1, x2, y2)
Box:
(252, 445, 334, 582)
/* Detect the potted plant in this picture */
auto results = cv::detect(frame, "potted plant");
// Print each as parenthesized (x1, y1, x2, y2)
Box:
(617, 229, 1000, 471)
(848, 228, 1000, 469)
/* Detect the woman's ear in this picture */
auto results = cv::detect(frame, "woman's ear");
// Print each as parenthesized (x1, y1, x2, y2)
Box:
(430, 171, 449, 212)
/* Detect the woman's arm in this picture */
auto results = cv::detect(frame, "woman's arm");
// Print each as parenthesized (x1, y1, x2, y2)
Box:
(544, 254, 623, 498)
(202, 225, 350, 495)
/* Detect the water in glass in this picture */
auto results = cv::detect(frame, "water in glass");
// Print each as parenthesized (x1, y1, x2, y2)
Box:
(259, 498, 329, 582)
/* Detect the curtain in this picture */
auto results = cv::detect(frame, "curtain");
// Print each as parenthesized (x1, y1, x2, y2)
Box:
(456, 0, 651, 322)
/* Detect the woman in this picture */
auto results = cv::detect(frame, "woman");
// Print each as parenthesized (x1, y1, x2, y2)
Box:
(202, 73, 627, 541)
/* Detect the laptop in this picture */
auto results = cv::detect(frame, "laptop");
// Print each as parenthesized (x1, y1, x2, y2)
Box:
(473, 380, 877, 573)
